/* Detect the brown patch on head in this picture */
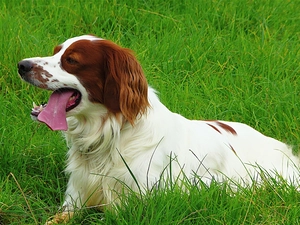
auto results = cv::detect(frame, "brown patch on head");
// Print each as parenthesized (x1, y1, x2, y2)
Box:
(34, 64, 53, 78)
(23, 64, 53, 89)
(60, 39, 149, 124)
(53, 45, 62, 55)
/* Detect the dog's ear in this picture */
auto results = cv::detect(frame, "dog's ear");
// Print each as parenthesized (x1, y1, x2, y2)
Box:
(99, 40, 149, 124)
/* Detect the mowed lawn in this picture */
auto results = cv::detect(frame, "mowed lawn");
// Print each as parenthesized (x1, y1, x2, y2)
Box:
(0, 0, 299, 224)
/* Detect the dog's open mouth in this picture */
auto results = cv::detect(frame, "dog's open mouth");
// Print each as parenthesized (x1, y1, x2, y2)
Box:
(31, 88, 81, 131)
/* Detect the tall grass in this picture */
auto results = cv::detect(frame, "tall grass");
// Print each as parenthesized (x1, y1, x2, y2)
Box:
(0, 0, 299, 224)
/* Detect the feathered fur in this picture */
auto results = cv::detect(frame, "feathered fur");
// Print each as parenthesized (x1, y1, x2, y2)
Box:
(18, 35, 299, 224)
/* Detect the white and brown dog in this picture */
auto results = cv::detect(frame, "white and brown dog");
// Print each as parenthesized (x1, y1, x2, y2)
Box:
(18, 35, 299, 224)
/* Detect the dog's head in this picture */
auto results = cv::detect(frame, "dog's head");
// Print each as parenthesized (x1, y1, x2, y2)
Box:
(18, 35, 149, 130)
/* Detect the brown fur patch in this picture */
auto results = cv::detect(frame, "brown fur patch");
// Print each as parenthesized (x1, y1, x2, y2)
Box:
(216, 121, 237, 135)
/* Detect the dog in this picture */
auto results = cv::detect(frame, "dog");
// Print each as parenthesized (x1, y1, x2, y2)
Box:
(18, 35, 299, 224)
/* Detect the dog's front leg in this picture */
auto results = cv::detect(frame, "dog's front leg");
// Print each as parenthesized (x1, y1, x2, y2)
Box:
(45, 199, 77, 224)
(45, 211, 74, 225)
(45, 182, 82, 224)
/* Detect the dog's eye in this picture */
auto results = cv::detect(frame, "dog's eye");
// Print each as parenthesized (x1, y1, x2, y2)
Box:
(66, 56, 78, 65)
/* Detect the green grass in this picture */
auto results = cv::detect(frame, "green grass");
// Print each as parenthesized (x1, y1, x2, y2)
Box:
(0, 0, 299, 224)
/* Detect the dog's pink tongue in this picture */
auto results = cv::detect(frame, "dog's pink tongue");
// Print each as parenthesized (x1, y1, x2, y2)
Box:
(37, 90, 74, 131)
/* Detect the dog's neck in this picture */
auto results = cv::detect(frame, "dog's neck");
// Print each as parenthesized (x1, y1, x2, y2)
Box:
(65, 112, 122, 151)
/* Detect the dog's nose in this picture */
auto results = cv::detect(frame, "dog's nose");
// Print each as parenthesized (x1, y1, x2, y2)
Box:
(18, 60, 33, 77)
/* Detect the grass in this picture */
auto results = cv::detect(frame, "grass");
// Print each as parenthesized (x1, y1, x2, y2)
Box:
(0, 0, 299, 224)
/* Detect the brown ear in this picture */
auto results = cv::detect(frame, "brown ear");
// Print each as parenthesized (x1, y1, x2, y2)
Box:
(100, 41, 149, 124)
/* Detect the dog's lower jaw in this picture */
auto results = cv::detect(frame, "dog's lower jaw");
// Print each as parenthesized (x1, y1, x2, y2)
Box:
(45, 211, 74, 225)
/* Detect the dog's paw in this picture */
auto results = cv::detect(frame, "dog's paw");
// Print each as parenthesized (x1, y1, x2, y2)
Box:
(45, 211, 74, 225)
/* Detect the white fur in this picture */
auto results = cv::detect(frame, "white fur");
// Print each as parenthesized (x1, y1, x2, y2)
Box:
(20, 35, 299, 212)
(62, 87, 299, 210)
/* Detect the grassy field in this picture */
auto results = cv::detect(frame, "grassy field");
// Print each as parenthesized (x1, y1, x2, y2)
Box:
(0, 0, 300, 224)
